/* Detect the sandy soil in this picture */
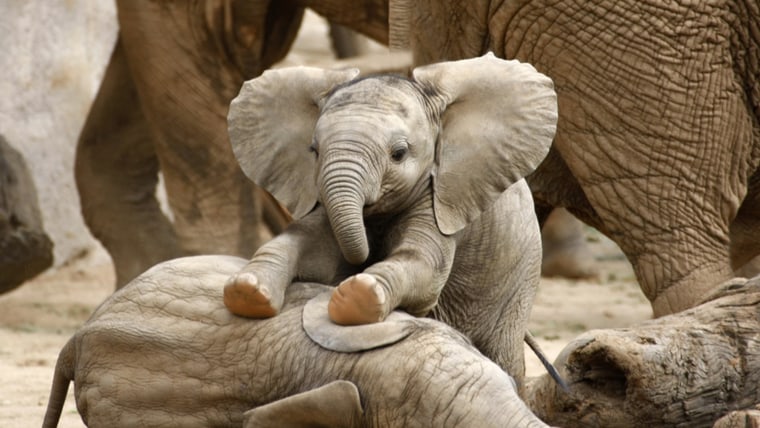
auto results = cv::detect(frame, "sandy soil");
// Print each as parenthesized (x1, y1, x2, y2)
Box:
(0, 229, 651, 428)
(0, 12, 653, 427)
(0, 253, 114, 428)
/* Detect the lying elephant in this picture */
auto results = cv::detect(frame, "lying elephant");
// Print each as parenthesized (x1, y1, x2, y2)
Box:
(42, 255, 548, 428)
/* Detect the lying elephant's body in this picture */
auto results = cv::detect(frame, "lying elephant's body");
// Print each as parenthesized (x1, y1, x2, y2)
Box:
(43, 255, 547, 428)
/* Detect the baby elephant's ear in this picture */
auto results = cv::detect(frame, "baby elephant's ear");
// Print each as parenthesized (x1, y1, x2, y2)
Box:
(243, 381, 363, 428)
(413, 53, 557, 235)
(302, 291, 415, 352)
(228, 67, 359, 219)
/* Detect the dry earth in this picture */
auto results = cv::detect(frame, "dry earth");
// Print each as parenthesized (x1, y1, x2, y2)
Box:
(0, 12, 652, 427)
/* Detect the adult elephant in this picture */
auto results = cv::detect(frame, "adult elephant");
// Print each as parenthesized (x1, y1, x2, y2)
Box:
(76, 0, 389, 287)
(390, 0, 760, 317)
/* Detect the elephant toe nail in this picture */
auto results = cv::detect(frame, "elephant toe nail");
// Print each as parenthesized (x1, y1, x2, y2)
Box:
(258, 287, 271, 301)
(239, 272, 259, 286)
(356, 273, 376, 285)
(373, 284, 386, 305)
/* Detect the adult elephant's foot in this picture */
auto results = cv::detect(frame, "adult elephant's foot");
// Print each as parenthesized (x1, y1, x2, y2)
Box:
(734, 255, 760, 279)
(328, 274, 387, 325)
(541, 244, 598, 279)
(540, 208, 598, 279)
(223, 272, 282, 318)
(635, 252, 735, 317)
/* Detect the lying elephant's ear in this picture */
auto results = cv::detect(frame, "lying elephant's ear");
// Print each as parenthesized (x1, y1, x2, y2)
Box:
(243, 381, 363, 428)
(412, 53, 557, 235)
(303, 291, 415, 352)
(228, 67, 359, 219)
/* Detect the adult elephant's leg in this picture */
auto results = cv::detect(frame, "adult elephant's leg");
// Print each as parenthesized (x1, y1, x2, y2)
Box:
(115, 1, 301, 259)
(502, 2, 753, 316)
(735, 255, 760, 279)
(328, 24, 369, 58)
(76, 39, 180, 287)
(554, 76, 747, 317)
(730, 171, 760, 277)
(533, 145, 602, 280)
(541, 208, 597, 279)
(300, 0, 389, 45)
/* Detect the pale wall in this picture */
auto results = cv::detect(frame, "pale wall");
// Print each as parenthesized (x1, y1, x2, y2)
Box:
(0, 1, 117, 267)
(0, 5, 378, 273)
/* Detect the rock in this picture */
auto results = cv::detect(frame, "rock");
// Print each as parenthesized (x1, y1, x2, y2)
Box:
(0, 136, 53, 293)
(0, 1, 117, 268)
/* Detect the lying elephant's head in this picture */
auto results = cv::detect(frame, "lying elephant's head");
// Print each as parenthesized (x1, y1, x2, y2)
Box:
(228, 53, 557, 264)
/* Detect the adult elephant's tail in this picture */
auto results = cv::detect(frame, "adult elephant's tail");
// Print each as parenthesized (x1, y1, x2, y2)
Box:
(42, 337, 76, 428)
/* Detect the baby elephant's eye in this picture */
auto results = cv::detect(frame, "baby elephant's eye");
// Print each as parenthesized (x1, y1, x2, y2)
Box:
(391, 146, 408, 162)
(309, 140, 319, 157)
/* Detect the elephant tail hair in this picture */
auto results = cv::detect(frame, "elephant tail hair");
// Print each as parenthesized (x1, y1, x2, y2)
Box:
(524, 331, 569, 392)
(42, 336, 76, 428)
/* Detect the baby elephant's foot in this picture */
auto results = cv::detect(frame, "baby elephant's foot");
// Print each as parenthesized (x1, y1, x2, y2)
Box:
(223, 272, 282, 318)
(328, 273, 387, 325)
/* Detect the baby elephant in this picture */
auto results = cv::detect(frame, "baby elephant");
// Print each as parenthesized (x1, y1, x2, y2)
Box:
(224, 53, 558, 378)
(43, 256, 549, 428)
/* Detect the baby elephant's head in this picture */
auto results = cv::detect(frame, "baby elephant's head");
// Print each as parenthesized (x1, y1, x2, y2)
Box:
(228, 53, 557, 265)
(314, 76, 437, 216)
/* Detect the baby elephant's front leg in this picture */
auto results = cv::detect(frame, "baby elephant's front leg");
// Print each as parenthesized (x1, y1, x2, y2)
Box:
(328, 273, 388, 325)
(225, 208, 342, 318)
(224, 237, 298, 318)
(328, 226, 456, 325)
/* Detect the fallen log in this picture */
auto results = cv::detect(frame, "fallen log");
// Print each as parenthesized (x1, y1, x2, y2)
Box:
(526, 276, 760, 428)
(713, 405, 760, 428)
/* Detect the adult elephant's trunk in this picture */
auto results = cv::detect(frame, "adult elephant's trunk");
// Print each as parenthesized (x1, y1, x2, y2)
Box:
(319, 158, 370, 265)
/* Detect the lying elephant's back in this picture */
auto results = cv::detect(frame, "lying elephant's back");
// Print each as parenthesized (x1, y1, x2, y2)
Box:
(71, 256, 331, 427)
(69, 255, 497, 427)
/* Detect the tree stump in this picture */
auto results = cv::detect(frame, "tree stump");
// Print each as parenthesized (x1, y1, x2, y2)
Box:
(0, 136, 53, 293)
(713, 405, 760, 428)
(526, 276, 760, 428)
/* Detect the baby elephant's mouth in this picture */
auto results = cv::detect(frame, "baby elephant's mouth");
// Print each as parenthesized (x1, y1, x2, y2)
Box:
(362, 203, 380, 217)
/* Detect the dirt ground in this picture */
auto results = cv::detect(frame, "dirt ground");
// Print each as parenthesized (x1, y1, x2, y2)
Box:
(0, 229, 651, 427)
(0, 12, 652, 427)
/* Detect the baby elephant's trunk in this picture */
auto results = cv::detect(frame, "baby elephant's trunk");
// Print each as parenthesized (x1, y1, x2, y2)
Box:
(320, 162, 370, 265)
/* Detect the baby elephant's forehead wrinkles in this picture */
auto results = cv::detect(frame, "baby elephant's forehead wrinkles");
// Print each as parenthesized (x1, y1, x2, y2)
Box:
(325, 77, 416, 118)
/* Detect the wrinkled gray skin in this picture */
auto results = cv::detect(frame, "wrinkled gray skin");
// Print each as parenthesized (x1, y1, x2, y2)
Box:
(223, 54, 558, 382)
(42, 255, 549, 428)
(389, 0, 760, 317)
